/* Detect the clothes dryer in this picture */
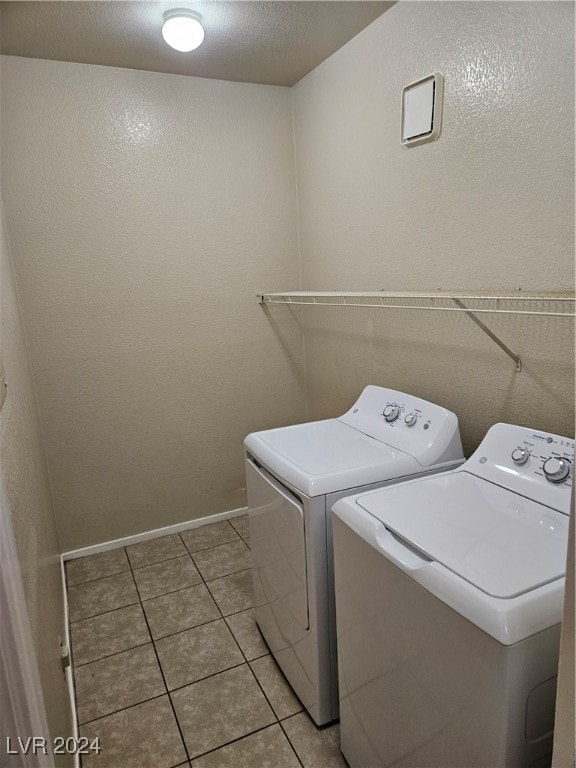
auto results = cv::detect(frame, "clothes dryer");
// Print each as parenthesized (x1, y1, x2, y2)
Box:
(333, 423, 573, 767)
(245, 385, 464, 725)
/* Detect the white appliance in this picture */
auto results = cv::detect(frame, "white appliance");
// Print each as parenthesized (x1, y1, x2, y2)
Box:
(245, 385, 464, 725)
(333, 423, 573, 768)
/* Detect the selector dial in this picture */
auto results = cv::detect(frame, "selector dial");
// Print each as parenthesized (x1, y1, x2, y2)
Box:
(383, 404, 400, 423)
(542, 457, 571, 484)
(511, 448, 530, 466)
(405, 413, 417, 427)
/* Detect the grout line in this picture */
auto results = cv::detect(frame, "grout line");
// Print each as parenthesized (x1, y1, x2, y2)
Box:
(66, 565, 131, 588)
(193, 561, 252, 585)
(69, 596, 140, 625)
(164, 556, 249, 761)
(204, 566, 251, 586)
(127, 550, 189, 571)
(126, 549, 192, 765)
(279, 717, 306, 768)
(73, 638, 150, 669)
(132, 551, 195, 574)
(245, 660, 282, 722)
(184, 539, 242, 556)
(209, 517, 306, 768)
(247, 654, 305, 722)
(162, 551, 284, 763)
(165, 660, 248, 696)
(185, 722, 285, 764)
(139, 580, 206, 604)
(178, 520, 242, 555)
(77, 691, 167, 728)
(220, 603, 258, 621)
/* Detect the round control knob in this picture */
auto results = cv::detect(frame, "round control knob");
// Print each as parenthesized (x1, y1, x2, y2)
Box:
(405, 413, 417, 427)
(383, 404, 400, 423)
(511, 448, 530, 466)
(543, 457, 570, 483)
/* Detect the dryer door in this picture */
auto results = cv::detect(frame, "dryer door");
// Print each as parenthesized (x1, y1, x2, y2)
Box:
(246, 457, 309, 647)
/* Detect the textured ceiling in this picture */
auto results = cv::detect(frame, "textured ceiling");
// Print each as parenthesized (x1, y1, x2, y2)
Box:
(0, 1, 395, 86)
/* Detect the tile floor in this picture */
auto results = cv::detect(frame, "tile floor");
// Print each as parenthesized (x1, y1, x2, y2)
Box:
(66, 516, 348, 768)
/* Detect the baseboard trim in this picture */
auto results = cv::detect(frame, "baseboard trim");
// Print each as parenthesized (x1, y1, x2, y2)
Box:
(61, 507, 249, 561)
(60, 555, 80, 768)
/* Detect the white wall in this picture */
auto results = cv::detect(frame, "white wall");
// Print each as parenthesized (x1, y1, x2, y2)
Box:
(292, 0, 575, 452)
(1, 2, 574, 550)
(1, 56, 305, 550)
(0, 195, 72, 760)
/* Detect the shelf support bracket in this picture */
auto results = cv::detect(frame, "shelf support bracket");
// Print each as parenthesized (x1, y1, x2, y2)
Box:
(451, 298, 522, 372)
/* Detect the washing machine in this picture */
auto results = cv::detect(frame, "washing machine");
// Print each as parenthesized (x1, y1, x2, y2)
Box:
(245, 385, 464, 725)
(333, 422, 573, 768)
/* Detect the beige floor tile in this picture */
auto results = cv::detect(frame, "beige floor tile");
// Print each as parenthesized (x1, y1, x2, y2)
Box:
(134, 555, 202, 600)
(225, 609, 268, 661)
(66, 549, 129, 586)
(171, 665, 275, 759)
(71, 604, 150, 666)
(229, 514, 250, 539)
(190, 724, 300, 768)
(206, 569, 253, 616)
(192, 540, 250, 581)
(282, 712, 347, 768)
(126, 534, 187, 569)
(250, 655, 303, 720)
(74, 644, 165, 724)
(181, 521, 239, 554)
(143, 584, 220, 639)
(155, 619, 243, 690)
(80, 696, 187, 768)
(68, 571, 139, 622)
(243, 537, 251, 549)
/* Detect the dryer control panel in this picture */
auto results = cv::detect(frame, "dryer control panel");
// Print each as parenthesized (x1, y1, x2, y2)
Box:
(338, 385, 464, 467)
(464, 423, 573, 515)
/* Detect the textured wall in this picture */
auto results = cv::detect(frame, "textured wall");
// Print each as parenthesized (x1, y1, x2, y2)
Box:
(292, 0, 575, 453)
(0, 196, 72, 758)
(1, 56, 305, 550)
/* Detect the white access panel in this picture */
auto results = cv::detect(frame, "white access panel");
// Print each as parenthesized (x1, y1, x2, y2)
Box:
(401, 73, 444, 148)
(403, 79, 433, 139)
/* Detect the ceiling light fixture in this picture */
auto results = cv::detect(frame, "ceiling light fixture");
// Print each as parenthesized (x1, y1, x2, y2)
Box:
(162, 9, 205, 52)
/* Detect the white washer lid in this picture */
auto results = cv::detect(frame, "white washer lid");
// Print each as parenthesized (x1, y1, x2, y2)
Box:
(245, 419, 419, 497)
(357, 472, 570, 598)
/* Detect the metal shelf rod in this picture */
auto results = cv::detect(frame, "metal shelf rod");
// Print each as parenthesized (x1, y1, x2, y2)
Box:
(257, 291, 575, 372)
(258, 299, 574, 318)
(258, 290, 574, 302)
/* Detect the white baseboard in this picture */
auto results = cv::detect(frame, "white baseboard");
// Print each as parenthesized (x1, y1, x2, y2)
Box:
(60, 556, 80, 768)
(61, 506, 248, 561)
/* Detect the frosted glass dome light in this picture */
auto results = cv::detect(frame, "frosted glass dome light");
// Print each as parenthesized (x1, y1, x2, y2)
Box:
(162, 9, 205, 52)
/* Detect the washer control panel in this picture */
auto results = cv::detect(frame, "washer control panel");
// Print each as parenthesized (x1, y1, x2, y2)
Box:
(379, 401, 433, 431)
(466, 423, 573, 514)
(338, 385, 464, 467)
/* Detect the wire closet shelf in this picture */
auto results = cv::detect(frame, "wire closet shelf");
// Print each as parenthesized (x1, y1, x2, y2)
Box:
(257, 291, 575, 372)
(257, 291, 576, 318)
